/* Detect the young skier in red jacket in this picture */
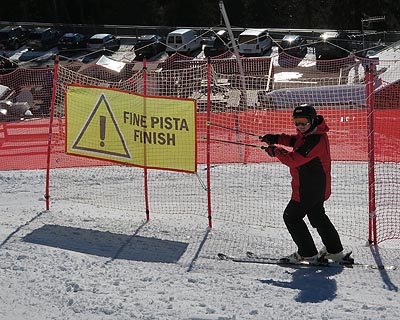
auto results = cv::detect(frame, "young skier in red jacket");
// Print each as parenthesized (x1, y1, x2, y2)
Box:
(261, 104, 353, 264)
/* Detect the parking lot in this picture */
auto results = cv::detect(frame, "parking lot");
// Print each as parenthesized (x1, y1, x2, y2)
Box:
(0, 24, 394, 74)
(0, 36, 137, 69)
(1, 37, 315, 70)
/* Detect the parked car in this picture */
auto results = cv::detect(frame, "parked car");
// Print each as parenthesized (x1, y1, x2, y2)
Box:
(0, 25, 29, 50)
(27, 27, 61, 51)
(134, 34, 166, 60)
(57, 33, 87, 52)
(165, 29, 202, 55)
(0, 56, 18, 75)
(277, 34, 308, 68)
(314, 31, 355, 72)
(238, 28, 272, 56)
(86, 33, 120, 52)
(278, 34, 307, 57)
(314, 31, 352, 60)
(204, 30, 231, 57)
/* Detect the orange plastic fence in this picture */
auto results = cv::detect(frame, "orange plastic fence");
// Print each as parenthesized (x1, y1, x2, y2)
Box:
(1, 108, 398, 170)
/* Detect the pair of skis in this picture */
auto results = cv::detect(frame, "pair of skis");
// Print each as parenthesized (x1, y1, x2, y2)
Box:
(217, 251, 397, 270)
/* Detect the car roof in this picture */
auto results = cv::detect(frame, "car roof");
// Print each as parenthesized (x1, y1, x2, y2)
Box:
(320, 31, 341, 39)
(31, 27, 53, 33)
(62, 33, 80, 37)
(137, 34, 157, 41)
(282, 34, 301, 41)
(90, 33, 113, 39)
(216, 30, 228, 36)
(240, 28, 268, 36)
(168, 29, 193, 35)
(0, 26, 22, 32)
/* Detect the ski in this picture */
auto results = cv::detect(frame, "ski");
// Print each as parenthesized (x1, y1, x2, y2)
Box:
(217, 252, 330, 268)
(217, 252, 397, 270)
(246, 251, 398, 270)
(246, 251, 350, 268)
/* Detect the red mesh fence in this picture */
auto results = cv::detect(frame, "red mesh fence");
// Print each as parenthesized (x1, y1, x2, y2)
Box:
(0, 53, 399, 244)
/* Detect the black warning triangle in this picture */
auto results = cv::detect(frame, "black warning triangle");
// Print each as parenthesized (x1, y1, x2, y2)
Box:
(72, 93, 131, 159)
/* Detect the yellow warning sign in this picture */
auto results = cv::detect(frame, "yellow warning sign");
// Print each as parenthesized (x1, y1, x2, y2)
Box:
(71, 93, 131, 159)
(66, 86, 197, 173)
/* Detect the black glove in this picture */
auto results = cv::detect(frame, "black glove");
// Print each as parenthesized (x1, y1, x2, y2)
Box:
(262, 145, 277, 157)
(260, 134, 279, 145)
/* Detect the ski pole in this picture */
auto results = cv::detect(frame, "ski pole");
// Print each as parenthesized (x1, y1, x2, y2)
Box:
(201, 136, 266, 149)
(205, 121, 262, 139)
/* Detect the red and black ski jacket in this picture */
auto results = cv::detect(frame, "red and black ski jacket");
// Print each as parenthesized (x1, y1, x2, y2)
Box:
(274, 115, 331, 204)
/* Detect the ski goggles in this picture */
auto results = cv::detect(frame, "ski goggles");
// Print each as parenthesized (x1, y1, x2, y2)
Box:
(293, 117, 311, 126)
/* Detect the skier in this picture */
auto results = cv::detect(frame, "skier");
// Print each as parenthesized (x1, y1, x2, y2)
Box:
(260, 104, 353, 265)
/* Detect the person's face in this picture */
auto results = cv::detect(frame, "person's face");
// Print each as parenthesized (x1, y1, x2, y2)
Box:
(293, 117, 311, 133)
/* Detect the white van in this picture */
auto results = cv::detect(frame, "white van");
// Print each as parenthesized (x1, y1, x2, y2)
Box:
(165, 29, 202, 55)
(238, 28, 272, 56)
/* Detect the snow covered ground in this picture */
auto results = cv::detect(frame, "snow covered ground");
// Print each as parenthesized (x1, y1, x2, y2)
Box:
(0, 168, 399, 320)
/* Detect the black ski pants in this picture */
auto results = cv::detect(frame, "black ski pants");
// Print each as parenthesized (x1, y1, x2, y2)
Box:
(283, 199, 343, 257)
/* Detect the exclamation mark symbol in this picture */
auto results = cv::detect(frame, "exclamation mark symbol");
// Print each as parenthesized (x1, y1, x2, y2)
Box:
(100, 116, 106, 147)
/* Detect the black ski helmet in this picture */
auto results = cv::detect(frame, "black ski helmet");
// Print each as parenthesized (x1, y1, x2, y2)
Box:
(292, 104, 317, 124)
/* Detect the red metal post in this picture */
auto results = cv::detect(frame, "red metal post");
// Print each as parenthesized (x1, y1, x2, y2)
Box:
(45, 56, 60, 211)
(366, 66, 377, 245)
(206, 57, 213, 228)
(143, 59, 150, 221)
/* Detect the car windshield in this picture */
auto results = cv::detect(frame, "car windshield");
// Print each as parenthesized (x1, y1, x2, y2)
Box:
(214, 37, 227, 46)
(88, 39, 103, 44)
(282, 40, 298, 48)
(238, 35, 257, 44)
(29, 33, 42, 40)
(61, 37, 74, 43)
(0, 32, 9, 40)
(136, 40, 152, 46)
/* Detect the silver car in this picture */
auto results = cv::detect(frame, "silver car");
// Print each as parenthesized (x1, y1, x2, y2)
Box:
(86, 33, 120, 52)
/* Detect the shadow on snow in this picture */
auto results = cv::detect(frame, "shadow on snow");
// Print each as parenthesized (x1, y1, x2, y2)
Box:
(22, 224, 188, 263)
(259, 266, 343, 303)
